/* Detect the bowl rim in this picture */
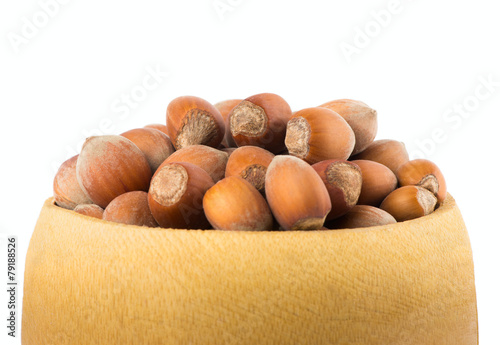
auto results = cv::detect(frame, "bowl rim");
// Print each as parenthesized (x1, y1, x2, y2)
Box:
(44, 193, 457, 235)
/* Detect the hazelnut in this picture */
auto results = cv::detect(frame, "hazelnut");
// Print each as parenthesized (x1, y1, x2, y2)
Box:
(319, 99, 377, 155)
(220, 147, 237, 157)
(380, 185, 438, 222)
(53, 155, 93, 209)
(351, 139, 409, 175)
(352, 160, 398, 206)
(103, 191, 158, 227)
(396, 159, 447, 204)
(326, 205, 396, 229)
(76, 136, 152, 208)
(285, 107, 355, 164)
(121, 128, 175, 173)
(203, 176, 273, 230)
(265, 155, 331, 230)
(312, 160, 362, 220)
(166, 96, 225, 150)
(228, 93, 292, 153)
(225, 146, 275, 195)
(73, 204, 104, 219)
(148, 162, 214, 229)
(214, 99, 242, 148)
(144, 124, 169, 137)
(163, 145, 229, 183)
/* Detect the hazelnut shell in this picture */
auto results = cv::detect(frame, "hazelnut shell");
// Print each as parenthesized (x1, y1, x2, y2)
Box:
(265, 155, 331, 230)
(326, 205, 396, 229)
(319, 99, 377, 155)
(121, 128, 175, 173)
(351, 139, 409, 175)
(312, 160, 362, 220)
(214, 99, 242, 148)
(380, 185, 438, 222)
(53, 155, 93, 210)
(285, 107, 355, 164)
(396, 159, 447, 204)
(228, 93, 292, 153)
(163, 145, 229, 183)
(148, 162, 214, 229)
(225, 146, 275, 194)
(167, 96, 225, 150)
(203, 176, 273, 231)
(103, 191, 158, 227)
(352, 160, 398, 206)
(76, 136, 152, 208)
(73, 204, 104, 219)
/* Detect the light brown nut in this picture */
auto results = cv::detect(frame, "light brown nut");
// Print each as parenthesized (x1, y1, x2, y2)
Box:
(164, 145, 229, 183)
(203, 176, 273, 231)
(148, 162, 214, 229)
(285, 107, 355, 164)
(76, 135, 152, 208)
(265, 155, 331, 230)
(73, 204, 104, 219)
(397, 159, 447, 205)
(103, 191, 158, 227)
(214, 99, 242, 148)
(351, 160, 398, 206)
(380, 185, 437, 222)
(351, 139, 409, 175)
(228, 93, 292, 153)
(144, 124, 169, 137)
(53, 155, 93, 210)
(326, 205, 397, 229)
(319, 99, 377, 155)
(166, 96, 225, 150)
(312, 160, 362, 220)
(121, 128, 175, 173)
(225, 146, 275, 194)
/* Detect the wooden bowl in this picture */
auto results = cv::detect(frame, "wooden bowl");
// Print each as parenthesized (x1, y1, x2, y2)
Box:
(22, 194, 478, 345)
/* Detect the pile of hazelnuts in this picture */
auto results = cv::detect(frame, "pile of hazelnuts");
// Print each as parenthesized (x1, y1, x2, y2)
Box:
(53, 93, 447, 231)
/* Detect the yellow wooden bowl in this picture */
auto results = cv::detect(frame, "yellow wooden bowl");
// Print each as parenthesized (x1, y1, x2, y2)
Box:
(22, 194, 478, 345)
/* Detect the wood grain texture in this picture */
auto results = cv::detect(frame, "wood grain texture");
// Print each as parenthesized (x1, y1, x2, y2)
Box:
(22, 194, 478, 345)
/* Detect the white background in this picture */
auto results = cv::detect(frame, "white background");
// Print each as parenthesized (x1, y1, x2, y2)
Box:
(1, 0, 499, 344)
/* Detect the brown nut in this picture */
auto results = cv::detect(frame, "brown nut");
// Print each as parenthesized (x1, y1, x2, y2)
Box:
(312, 160, 362, 220)
(319, 99, 377, 155)
(144, 124, 169, 137)
(396, 159, 447, 205)
(148, 162, 214, 229)
(166, 96, 225, 150)
(76, 136, 152, 208)
(214, 99, 242, 148)
(380, 185, 437, 222)
(163, 145, 229, 183)
(73, 204, 104, 219)
(225, 146, 275, 194)
(351, 139, 409, 175)
(121, 128, 175, 173)
(326, 205, 397, 229)
(103, 191, 158, 227)
(352, 160, 398, 206)
(228, 93, 292, 153)
(265, 155, 331, 230)
(203, 176, 273, 230)
(53, 155, 93, 209)
(220, 147, 237, 157)
(285, 107, 355, 164)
